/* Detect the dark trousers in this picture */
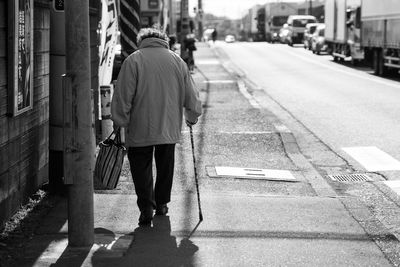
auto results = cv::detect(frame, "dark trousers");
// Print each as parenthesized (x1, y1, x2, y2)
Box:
(127, 144, 175, 212)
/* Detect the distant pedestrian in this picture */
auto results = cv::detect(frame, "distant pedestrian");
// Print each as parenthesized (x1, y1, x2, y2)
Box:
(211, 28, 217, 43)
(183, 33, 197, 72)
(111, 26, 202, 226)
(168, 34, 177, 52)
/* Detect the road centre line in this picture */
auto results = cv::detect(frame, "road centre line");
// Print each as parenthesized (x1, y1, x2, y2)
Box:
(342, 146, 400, 171)
(274, 46, 400, 89)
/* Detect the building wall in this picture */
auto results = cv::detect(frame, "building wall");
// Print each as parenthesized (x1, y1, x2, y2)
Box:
(0, 0, 50, 227)
(0, 0, 100, 228)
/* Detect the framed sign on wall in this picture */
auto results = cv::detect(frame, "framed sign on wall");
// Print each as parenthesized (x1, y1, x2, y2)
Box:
(8, 0, 34, 116)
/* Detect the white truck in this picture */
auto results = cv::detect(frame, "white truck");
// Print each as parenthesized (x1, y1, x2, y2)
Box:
(264, 2, 297, 42)
(324, 0, 364, 63)
(361, 0, 400, 75)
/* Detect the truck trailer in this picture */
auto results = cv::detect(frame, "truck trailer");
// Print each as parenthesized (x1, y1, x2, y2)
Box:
(324, 0, 364, 63)
(362, 0, 400, 75)
(256, 7, 267, 41)
(325, 0, 400, 76)
(249, 5, 262, 41)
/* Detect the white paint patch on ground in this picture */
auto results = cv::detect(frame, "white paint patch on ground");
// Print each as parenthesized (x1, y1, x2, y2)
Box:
(383, 180, 400, 196)
(237, 80, 261, 109)
(203, 80, 236, 84)
(181, 131, 273, 135)
(274, 123, 292, 133)
(215, 166, 296, 181)
(196, 59, 220, 65)
(343, 146, 400, 171)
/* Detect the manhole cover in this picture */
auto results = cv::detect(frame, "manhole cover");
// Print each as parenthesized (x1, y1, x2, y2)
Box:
(328, 174, 372, 182)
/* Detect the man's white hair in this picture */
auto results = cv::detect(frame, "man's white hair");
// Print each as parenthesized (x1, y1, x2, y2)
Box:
(137, 25, 169, 45)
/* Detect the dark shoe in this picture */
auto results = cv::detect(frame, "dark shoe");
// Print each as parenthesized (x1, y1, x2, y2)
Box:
(155, 204, 168, 215)
(138, 209, 153, 226)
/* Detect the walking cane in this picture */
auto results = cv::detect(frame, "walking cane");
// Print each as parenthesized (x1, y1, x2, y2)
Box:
(189, 125, 203, 222)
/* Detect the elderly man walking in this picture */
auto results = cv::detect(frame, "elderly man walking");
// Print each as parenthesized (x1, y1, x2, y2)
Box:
(111, 27, 202, 226)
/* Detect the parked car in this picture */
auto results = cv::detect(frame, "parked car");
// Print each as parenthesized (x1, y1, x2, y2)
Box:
(225, 35, 236, 43)
(303, 23, 322, 50)
(311, 24, 327, 54)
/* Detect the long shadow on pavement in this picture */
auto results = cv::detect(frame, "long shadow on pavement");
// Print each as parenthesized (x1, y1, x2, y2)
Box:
(90, 216, 198, 267)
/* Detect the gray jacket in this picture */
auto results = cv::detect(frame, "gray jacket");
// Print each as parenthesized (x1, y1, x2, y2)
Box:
(111, 37, 202, 147)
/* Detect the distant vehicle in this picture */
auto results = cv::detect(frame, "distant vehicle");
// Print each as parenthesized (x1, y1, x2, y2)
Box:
(325, 0, 400, 76)
(303, 23, 322, 50)
(324, 0, 363, 63)
(362, 0, 400, 75)
(270, 15, 290, 42)
(225, 35, 236, 43)
(261, 2, 297, 42)
(286, 15, 317, 46)
(311, 24, 327, 54)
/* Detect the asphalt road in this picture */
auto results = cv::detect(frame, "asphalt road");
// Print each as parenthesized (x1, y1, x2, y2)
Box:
(216, 41, 400, 181)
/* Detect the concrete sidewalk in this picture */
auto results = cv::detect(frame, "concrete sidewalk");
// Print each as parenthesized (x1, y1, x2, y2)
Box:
(17, 43, 396, 266)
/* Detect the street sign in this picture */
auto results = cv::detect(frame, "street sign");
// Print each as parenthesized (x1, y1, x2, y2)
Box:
(148, 0, 159, 9)
(53, 0, 64, 12)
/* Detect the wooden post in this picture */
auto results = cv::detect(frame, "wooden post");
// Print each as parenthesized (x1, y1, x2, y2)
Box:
(64, 0, 95, 247)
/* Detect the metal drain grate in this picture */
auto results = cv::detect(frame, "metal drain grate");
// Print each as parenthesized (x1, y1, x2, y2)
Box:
(328, 174, 372, 182)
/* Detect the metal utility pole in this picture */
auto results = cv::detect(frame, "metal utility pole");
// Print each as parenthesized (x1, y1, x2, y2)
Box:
(180, 0, 190, 55)
(309, 0, 313, 16)
(198, 0, 203, 41)
(64, 0, 95, 247)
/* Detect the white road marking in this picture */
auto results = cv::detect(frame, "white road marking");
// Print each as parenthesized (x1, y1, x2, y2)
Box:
(342, 146, 400, 171)
(383, 180, 400, 196)
(215, 131, 273, 134)
(181, 130, 273, 135)
(277, 46, 400, 89)
(237, 80, 261, 109)
(215, 166, 296, 181)
(203, 80, 235, 84)
(196, 59, 220, 65)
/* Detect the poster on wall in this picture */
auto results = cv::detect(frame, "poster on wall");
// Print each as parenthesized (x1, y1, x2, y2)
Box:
(8, 0, 34, 116)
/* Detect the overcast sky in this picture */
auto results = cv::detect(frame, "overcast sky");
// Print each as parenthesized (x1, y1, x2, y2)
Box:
(189, 0, 306, 19)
